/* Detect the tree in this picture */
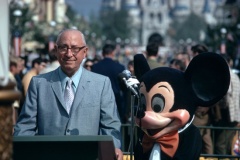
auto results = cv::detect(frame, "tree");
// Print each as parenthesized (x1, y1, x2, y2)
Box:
(168, 13, 207, 42)
(100, 9, 133, 43)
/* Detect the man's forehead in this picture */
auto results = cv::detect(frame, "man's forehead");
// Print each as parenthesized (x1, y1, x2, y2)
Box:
(59, 32, 83, 43)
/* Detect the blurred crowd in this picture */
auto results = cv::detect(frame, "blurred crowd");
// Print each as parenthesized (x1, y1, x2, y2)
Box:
(7, 31, 240, 156)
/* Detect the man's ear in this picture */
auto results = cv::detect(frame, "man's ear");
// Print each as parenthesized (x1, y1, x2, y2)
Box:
(54, 45, 58, 56)
(83, 47, 88, 59)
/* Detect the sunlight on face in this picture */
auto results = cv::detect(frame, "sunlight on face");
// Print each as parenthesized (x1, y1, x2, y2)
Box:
(55, 30, 88, 77)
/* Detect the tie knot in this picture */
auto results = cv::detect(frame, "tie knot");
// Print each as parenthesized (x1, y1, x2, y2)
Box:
(67, 79, 73, 86)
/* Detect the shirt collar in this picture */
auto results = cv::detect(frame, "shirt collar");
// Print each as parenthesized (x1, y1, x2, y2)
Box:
(58, 66, 83, 92)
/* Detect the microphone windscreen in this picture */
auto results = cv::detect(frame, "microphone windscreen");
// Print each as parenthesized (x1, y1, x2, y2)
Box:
(122, 70, 132, 78)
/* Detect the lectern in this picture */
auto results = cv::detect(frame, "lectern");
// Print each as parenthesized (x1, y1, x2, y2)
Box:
(13, 135, 116, 160)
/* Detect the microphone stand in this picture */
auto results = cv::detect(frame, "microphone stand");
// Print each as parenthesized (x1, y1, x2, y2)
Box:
(129, 93, 139, 160)
(129, 94, 135, 160)
(120, 74, 139, 159)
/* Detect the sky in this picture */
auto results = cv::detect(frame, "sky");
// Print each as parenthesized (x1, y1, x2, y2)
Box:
(65, 0, 101, 19)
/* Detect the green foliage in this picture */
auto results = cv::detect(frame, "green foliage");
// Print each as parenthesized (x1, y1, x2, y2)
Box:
(9, 2, 133, 51)
(169, 13, 207, 42)
(65, 5, 89, 30)
(100, 9, 133, 42)
(9, 2, 31, 36)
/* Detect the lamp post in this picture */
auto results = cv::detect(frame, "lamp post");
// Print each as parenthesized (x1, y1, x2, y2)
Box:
(12, 9, 22, 56)
(48, 20, 56, 52)
(220, 27, 227, 54)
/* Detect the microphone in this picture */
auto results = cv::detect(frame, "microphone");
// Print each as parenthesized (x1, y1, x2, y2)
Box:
(118, 70, 140, 97)
(122, 70, 132, 79)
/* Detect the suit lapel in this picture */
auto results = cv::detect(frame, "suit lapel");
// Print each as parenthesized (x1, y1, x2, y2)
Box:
(70, 69, 90, 114)
(51, 69, 67, 112)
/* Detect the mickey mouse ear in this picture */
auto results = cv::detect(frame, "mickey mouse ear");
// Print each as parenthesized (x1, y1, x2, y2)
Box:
(134, 54, 151, 80)
(185, 52, 230, 106)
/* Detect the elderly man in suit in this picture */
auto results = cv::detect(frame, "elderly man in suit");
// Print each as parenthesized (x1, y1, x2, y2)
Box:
(13, 29, 123, 159)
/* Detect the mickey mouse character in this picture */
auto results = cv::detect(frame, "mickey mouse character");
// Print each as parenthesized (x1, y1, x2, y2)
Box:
(133, 52, 230, 160)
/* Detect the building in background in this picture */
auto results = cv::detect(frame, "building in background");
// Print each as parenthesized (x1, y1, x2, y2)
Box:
(9, 0, 240, 57)
(139, 0, 170, 46)
(22, 0, 67, 23)
(98, 0, 233, 46)
(10, 0, 68, 54)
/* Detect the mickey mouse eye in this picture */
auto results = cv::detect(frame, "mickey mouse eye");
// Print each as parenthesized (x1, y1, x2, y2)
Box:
(151, 94, 165, 112)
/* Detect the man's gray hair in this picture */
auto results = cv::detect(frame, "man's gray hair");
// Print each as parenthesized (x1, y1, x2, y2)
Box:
(55, 28, 86, 45)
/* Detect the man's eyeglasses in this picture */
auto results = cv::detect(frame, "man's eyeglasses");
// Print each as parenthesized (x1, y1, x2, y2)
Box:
(57, 45, 86, 55)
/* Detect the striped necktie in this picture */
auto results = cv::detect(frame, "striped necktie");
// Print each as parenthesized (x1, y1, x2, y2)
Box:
(64, 79, 74, 114)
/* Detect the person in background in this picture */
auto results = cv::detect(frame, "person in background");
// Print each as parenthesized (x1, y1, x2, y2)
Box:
(14, 29, 123, 159)
(15, 57, 26, 114)
(175, 51, 191, 68)
(190, 44, 208, 59)
(19, 55, 30, 80)
(145, 42, 161, 69)
(212, 53, 240, 155)
(127, 60, 134, 76)
(83, 58, 94, 71)
(169, 58, 186, 71)
(191, 44, 213, 154)
(91, 43, 127, 123)
(21, 57, 47, 96)
(40, 48, 60, 74)
(9, 55, 22, 125)
(92, 55, 101, 64)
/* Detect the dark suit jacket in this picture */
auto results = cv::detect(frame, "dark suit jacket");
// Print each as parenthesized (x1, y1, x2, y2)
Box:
(92, 57, 126, 121)
(14, 67, 122, 148)
(92, 57, 125, 94)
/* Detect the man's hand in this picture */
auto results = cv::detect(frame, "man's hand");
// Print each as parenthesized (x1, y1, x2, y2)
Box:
(115, 148, 123, 160)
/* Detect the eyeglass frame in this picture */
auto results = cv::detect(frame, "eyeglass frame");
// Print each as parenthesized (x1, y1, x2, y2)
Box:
(56, 45, 86, 55)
